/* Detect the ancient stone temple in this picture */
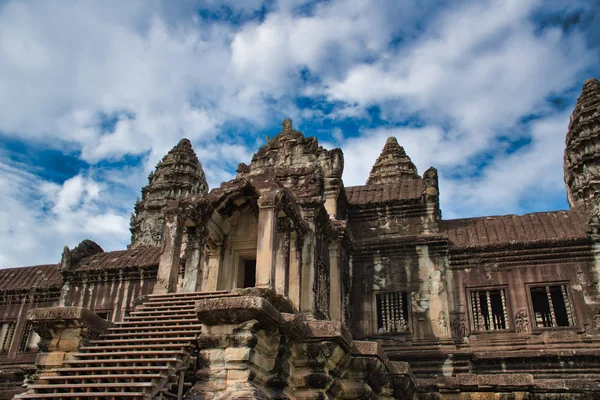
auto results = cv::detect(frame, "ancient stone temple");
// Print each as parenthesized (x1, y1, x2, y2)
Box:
(1, 79, 600, 399)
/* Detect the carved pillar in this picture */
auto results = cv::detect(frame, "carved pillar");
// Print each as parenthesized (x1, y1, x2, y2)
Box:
(274, 219, 291, 296)
(329, 239, 342, 322)
(202, 243, 222, 292)
(256, 195, 278, 288)
(183, 228, 204, 292)
(154, 207, 184, 294)
(300, 226, 316, 315)
(288, 232, 302, 312)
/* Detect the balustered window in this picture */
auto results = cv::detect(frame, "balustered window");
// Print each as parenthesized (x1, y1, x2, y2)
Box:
(530, 284, 575, 328)
(18, 321, 40, 353)
(376, 292, 410, 333)
(469, 288, 510, 331)
(0, 321, 16, 353)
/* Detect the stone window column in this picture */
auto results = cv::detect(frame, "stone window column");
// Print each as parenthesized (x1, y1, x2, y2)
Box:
(256, 196, 278, 288)
(274, 219, 291, 296)
(329, 239, 342, 321)
(202, 242, 222, 292)
(300, 228, 316, 315)
(288, 232, 303, 312)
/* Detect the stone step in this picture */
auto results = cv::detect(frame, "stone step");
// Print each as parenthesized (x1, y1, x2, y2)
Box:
(42, 373, 164, 383)
(141, 293, 237, 306)
(115, 318, 198, 326)
(16, 392, 149, 398)
(28, 382, 156, 391)
(100, 329, 202, 339)
(79, 343, 193, 352)
(63, 357, 181, 366)
(53, 366, 175, 374)
(139, 300, 206, 308)
(88, 337, 197, 345)
(72, 350, 189, 359)
(147, 290, 228, 300)
(132, 302, 196, 313)
(107, 324, 203, 332)
(22, 292, 211, 399)
(128, 309, 196, 317)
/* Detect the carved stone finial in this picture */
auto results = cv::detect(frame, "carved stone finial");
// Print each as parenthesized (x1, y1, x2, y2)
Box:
(282, 118, 292, 133)
(59, 246, 72, 272)
(367, 137, 419, 185)
(130, 138, 209, 248)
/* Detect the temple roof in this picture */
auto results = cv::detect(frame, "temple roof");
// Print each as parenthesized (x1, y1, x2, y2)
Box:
(346, 180, 425, 205)
(441, 209, 588, 248)
(73, 246, 162, 272)
(366, 137, 419, 185)
(0, 264, 62, 291)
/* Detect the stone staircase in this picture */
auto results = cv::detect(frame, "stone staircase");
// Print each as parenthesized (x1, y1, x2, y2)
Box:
(15, 291, 235, 400)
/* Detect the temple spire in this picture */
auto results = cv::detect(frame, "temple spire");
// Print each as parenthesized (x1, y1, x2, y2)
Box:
(129, 138, 208, 248)
(564, 78, 600, 209)
(366, 137, 419, 185)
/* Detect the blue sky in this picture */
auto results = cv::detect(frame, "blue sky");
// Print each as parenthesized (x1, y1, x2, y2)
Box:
(0, 0, 599, 268)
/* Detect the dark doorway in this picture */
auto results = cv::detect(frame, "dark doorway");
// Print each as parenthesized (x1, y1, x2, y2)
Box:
(243, 259, 256, 288)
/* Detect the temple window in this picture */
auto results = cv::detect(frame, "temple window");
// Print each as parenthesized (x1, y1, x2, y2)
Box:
(18, 321, 40, 353)
(95, 311, 112, 320)
(0, 321, 16, 353)
(469, 288, 509, 331)
(530, 284, 575, 328)
(376, 292, 410, 333)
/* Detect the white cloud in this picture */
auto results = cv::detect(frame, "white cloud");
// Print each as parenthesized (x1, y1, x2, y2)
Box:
(0, 0, 597, 268)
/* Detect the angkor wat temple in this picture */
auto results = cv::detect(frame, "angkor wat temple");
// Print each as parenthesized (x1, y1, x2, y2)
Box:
(1, 79, 600, 399)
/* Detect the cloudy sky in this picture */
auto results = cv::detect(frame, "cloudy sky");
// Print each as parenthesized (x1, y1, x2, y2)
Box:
(0, 0, 599, 268)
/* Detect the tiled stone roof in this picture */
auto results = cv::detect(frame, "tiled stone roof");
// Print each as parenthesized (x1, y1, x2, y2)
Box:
(442, 209, 588, 248)
(346, 180, 425, 205)
(73, 246, 162, 271)
(0, 264, 62, 291)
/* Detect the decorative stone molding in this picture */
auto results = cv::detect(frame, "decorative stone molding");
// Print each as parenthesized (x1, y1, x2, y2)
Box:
(27, 307, 113, 381)
(29, 307, 112, 353)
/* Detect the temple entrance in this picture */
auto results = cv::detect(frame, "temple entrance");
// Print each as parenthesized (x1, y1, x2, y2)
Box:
(242, 259, 256, 288)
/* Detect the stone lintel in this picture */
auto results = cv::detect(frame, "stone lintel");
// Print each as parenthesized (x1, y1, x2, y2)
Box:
(304, 320, 353, 350)
(195, 296, 283, 329)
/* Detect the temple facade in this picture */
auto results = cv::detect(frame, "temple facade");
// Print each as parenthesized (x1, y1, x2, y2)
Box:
(0, 79, 599, 399)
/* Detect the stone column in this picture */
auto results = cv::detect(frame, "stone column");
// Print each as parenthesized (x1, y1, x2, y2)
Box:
(274, 220, 290, 296)
(288, 232, 302, 312)
(154, 209, 184, 294)
(300, 227, 316, 315)
(202, 244, 222, 292)
(183, 229, 204, 292)
(256, 196, 278, 288)
(329, 239, 342, 322)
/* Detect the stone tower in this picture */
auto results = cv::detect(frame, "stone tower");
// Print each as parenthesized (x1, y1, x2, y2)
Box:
(367, 136, 420, 184)
(130, 138, 208, 248)
(564, 78, 600, 209)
